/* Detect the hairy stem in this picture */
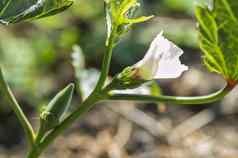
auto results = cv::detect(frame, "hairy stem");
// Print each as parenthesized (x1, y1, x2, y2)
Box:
(27, 92, 106, 158)
(94, 27, 117, 91)
(28, 25, 118, 158)
(27, 83, 233, 158)
(0, 68, 35, 147)
(108, 84, 231, 105)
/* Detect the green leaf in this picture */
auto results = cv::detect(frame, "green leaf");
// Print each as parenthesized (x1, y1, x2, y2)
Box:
(105, 0, 153, 45)
(195, 0, 238, 82)
(40, 83, 74, 132)
(0, 0, 73, 24)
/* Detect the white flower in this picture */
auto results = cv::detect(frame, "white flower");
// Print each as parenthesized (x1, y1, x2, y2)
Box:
(134, 31, 188, 80)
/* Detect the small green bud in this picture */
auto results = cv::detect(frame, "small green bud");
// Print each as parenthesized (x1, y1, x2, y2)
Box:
(40, 83, 74, 132)
(108, 67, 146, 90)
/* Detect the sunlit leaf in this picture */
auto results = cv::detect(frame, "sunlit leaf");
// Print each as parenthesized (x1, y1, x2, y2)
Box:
(195, 0, 238, 82)
(0, 0, 73, 24)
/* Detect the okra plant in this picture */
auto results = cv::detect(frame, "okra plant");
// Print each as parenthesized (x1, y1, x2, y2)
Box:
(0, 0, 237, 157)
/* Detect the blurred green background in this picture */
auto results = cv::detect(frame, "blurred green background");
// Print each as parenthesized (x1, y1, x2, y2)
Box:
(0, 0, 198, 147)
(2, 1, 235, 158)
(1, 0, 198, 99)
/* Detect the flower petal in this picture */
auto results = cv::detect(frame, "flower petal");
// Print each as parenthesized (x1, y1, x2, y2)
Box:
(134, 31, 188, 80)
(154, 36, 188, 79)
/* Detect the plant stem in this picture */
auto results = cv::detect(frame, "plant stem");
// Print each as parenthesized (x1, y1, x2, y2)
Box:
(28, 24, 119, 158)
(27, 92, 106, 158)
(0, 68, 35, 147)
(108, 84, 231, 105)
(94, 27, 117, 91)
(27, 83, 232, 158)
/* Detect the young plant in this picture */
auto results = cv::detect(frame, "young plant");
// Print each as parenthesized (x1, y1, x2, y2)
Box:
(0, 0, 237, 158)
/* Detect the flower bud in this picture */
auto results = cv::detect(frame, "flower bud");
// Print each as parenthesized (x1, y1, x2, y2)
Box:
(40, 83, 74, 132)
(108, 32, 188, 91)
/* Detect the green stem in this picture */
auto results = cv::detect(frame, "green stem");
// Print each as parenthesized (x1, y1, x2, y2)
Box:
(94, 27, 117, 91)
(27, 83, 232, 158)
(108, 84, 231, 105)
(28, 25, 119, 158)
(27, 92, 106, 158)
(0, 68, 35, 147)
(35, 124, 46, 145)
